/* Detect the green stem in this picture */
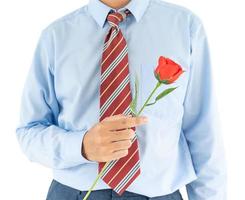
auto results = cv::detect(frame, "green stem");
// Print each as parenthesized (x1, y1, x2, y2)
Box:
(83, 162, 110, 200)
(136, 81, 161, 116)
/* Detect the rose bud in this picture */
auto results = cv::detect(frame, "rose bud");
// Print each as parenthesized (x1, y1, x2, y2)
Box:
(154, 56, 184, 84)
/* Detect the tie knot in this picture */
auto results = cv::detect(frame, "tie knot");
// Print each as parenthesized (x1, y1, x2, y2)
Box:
(107, 9, 131, 28)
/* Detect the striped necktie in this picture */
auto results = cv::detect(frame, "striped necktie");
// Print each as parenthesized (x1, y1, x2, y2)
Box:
(99, 9, 141, 195)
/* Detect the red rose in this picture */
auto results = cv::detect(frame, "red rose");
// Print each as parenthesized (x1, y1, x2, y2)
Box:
(154, 56, 184, 84)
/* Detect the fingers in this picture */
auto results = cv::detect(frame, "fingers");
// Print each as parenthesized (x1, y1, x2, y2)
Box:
(108, 128, 135, 142)
(109, 140, 132, 152)
(96, 140, 132, 162)
(102, 114, 148, 131)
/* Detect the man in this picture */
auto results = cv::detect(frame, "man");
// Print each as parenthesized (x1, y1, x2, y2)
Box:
(16, 0, 226, 199)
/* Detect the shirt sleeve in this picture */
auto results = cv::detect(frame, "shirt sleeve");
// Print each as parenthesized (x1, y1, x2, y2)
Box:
(15, 29, 95, 170)
(182, 15, 227, 200)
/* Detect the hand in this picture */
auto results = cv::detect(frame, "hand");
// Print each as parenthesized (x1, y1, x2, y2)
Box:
(81, 114, 148, 162)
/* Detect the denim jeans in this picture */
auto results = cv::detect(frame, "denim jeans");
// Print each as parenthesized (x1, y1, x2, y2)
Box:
(46, 179, 183, 200)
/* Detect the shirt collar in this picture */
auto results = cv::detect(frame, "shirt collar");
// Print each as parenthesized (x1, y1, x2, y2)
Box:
(87, 0, 150, 28)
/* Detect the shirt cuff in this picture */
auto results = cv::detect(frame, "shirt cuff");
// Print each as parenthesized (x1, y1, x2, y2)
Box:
(62, 129, 96, 165)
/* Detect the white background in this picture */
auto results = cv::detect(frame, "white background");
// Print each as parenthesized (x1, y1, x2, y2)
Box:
(0, 0, 244, 199)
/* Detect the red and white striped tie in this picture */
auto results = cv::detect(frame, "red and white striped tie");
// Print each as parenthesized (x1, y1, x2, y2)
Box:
(99, 9, 141, 195)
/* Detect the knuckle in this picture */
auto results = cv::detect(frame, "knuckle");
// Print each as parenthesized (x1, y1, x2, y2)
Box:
(120, 150, 129, 157)
(123, 149, 129, 156)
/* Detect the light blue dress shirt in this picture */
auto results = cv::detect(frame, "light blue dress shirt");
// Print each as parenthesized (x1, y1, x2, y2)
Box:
(15, 0, 227, 199)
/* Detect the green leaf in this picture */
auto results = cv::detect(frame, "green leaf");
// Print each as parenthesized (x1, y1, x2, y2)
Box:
(145, 87, 178, 107)
(155, 87, 178, 101)
(130, 75, 139, 115)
